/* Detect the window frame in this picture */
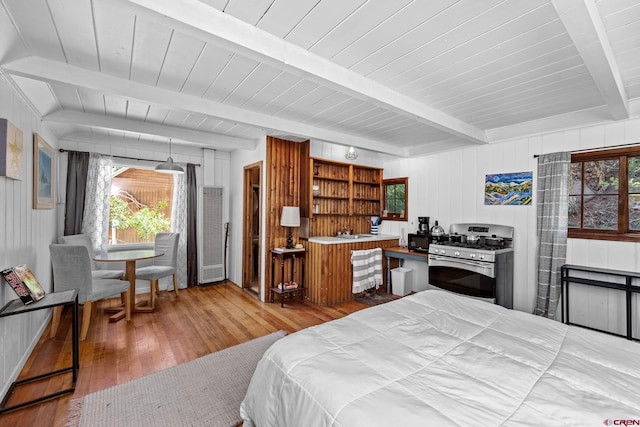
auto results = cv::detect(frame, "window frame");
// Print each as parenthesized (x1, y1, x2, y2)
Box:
(381, 177, 408, 221)
(569, 145, 640, 242)
(109, 161, 175, 247)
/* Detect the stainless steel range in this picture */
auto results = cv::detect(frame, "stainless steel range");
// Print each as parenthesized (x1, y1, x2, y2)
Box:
(427, 223, 514, 309)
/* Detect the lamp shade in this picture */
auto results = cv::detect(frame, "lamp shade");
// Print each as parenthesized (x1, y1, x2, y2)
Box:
(155, 138, 184, 174)
(280, 206, 300, 227)
(155, 157, 184, 174)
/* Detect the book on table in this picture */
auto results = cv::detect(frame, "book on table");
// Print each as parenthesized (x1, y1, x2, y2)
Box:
(1, 264, 46, 305)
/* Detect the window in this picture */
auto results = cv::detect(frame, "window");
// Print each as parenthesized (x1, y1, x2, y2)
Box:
(109, 166, 174, 245)
(569, 146, 640, 241)
(382, 177, 408, 221)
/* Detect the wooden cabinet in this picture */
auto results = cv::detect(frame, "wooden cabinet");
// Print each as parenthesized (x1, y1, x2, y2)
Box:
(309, 158, 382, 219)
(311, 159, 350, 216)
(305, 238, 399, 306)
(351, 165, 382, 217)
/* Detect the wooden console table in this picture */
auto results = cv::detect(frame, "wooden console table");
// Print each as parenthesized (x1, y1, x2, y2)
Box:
(384, 247, 429, 294)
(270, 248, 305, 307)
(0, 289, 79, 413)
(561, 264, 640, 341)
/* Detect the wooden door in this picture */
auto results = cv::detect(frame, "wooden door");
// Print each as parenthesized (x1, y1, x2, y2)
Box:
(243, 162, 262, 296)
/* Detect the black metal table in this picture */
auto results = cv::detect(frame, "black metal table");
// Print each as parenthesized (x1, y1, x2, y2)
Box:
(561, 264, 640, 341)
(0, 289, 79, 413)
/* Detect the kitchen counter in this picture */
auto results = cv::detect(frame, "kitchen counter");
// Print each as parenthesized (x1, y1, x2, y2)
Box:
(304, 235, 400, 306)
(308, 234, 399, 244)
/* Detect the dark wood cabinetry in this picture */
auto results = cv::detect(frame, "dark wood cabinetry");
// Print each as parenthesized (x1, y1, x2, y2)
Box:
(305, 238, 398, 306)
(307, 158, 382, 236)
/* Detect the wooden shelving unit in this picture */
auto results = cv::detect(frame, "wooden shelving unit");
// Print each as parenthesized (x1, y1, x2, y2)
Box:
(309, 158, 382, 220)
(352, 164, 382, 217)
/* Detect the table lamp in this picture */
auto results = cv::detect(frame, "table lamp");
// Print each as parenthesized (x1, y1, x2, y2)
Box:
(280, 206, 300, 249)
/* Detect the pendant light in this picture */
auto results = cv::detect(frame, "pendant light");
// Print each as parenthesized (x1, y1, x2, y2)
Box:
(155, 138, 184, 174)
(345, 146, 358, 160)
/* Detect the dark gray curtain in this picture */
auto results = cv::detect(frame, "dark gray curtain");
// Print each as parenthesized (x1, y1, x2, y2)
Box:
(63, 151, 90, 235)
(186, 163, 199, 287)
(534, 152, 571, 319)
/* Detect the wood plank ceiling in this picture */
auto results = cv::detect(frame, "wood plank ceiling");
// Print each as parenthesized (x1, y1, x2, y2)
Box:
(0, 0, 638, 157)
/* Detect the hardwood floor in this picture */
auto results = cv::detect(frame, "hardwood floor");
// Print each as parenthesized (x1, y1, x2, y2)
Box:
(0, 282, 367, 427)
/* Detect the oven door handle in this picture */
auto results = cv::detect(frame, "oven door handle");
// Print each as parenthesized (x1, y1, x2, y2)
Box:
(429, 256, 493, 270)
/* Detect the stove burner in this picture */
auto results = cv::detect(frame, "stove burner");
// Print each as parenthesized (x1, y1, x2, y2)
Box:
(437, 242, 503, 251)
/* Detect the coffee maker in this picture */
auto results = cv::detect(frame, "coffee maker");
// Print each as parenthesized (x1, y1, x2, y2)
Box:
(417, 217, 430, 235)
(408, 217, 431, 253)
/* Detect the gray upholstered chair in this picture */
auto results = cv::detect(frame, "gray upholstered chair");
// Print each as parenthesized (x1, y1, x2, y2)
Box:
(59, 234, 125, 280)
(49, 244, 131, 341)
(135, 232, 180, 309)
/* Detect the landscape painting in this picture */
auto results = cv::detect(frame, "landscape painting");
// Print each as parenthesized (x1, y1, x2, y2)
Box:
(485, 171, 532, 205)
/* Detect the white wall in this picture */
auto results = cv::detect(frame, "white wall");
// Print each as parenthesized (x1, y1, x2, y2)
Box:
(57, 137, 234, 291)
(310, 139, 387, 167)
(0, 76, 59, 400)
(228, 140, 266, 297)
(381, 116, 640, 336)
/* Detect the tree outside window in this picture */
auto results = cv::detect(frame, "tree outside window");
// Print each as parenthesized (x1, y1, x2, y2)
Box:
(569, 146, 640, 241)
(382, 177, 408, 221)
(109, 167, 173, 244)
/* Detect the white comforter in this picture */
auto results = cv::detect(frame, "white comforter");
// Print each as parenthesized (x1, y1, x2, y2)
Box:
(240, 290, 640, 426)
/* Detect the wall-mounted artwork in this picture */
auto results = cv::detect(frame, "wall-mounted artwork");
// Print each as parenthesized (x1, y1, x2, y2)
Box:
(485, 171, 532, 205)
(33, 134, 54, 209)
(0, 119, 24, 180)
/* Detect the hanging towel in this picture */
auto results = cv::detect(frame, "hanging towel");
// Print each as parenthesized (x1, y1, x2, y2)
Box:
(351, 248, 383, 293)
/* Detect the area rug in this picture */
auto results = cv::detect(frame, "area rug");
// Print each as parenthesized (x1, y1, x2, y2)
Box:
(66, 330, 286, 427)
(355, 292, 402, 306)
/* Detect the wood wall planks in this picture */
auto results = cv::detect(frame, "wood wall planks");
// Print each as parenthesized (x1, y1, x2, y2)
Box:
(266, 137, 391, 307)
(265, 137, 307, 292)
(304, 238, 399, 306)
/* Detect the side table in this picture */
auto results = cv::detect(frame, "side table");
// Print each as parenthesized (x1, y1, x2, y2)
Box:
(270, 248, 305, 307)
(0, 289, 79, 413)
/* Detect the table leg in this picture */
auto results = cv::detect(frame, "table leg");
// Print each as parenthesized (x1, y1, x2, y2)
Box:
(271, 255, 275, 303)
(386, 255, 391, 294)
(130, 260, 155, 313)
(106, 259, 155, 321)
(300, 257, 305, 304)
(281, 256, 285, 307)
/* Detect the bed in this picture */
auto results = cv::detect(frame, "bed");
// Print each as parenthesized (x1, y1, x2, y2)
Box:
(240, 290, 640, 426)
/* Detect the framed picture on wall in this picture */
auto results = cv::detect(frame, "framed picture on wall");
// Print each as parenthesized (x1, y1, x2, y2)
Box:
(33, 133, 54, 209)
(0, 119, 24, 180)
(484, 171, 532, 205)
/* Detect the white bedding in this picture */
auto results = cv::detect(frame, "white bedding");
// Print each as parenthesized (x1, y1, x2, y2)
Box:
(240, 290, 640, 426)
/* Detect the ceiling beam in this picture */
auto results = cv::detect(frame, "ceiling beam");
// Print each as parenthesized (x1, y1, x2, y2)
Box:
(109, 0, 487, 146)
(43, 109, 257, 150)
(3, 56, 404, 156)
(552, 0, 628, 120)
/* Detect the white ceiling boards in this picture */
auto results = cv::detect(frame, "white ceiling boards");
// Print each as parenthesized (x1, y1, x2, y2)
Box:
(0, 0, 639, 156)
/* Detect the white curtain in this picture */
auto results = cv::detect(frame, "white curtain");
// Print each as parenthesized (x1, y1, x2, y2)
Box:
(534, 152, 571, 319)
(82, 153, 113, 252)
(172, 167, 188, 289)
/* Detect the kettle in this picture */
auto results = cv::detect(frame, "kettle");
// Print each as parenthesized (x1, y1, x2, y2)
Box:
(430, 220, 445, 241)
